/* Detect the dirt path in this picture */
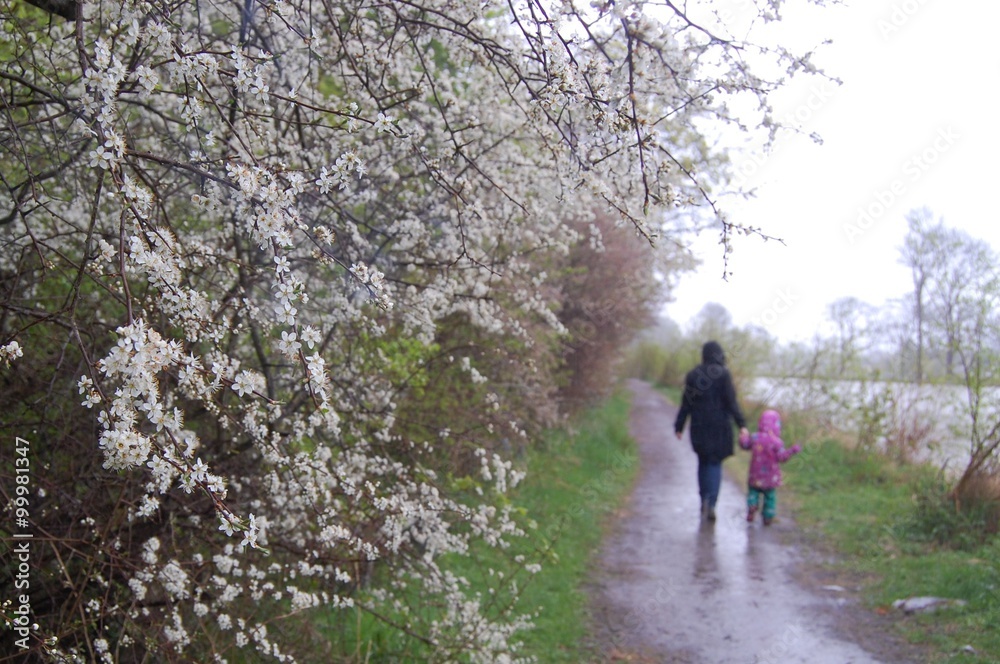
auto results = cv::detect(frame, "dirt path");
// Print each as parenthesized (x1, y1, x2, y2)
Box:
(587, 380, 924, 663)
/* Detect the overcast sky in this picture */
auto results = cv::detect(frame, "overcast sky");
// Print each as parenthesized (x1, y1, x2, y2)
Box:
(662, 0, 1000, 343)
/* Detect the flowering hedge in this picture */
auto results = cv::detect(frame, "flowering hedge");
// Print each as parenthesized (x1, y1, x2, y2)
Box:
(0, 0, 819, 659)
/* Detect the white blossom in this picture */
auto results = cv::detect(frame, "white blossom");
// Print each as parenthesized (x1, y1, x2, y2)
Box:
(373, 111, 395, 133)
(1, 341, 23, 366)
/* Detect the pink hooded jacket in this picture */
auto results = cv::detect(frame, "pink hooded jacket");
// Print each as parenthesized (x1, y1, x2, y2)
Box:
(738, 410, 801, 490)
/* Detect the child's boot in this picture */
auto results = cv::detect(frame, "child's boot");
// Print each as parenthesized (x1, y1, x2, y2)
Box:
(747, 505, 758, 523)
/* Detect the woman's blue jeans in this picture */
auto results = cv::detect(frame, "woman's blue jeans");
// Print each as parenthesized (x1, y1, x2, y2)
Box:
(697, 457, 722, 508)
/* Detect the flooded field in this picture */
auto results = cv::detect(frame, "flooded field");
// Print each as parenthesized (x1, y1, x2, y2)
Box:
(745, 376, 1000, 473)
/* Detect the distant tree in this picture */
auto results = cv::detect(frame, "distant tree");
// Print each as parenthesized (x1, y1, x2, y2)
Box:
(690, 302, 735, 343)
(556, 213, 691, 406)
(899, 207, 947, 383)
(899, 208, 998, 380)
(826, 296, 876, 377)
(948, 265, 1000, 509)
(928, 231, 995, 377)
(874, 295, 920, 380)
(897, 210, 1000, 510)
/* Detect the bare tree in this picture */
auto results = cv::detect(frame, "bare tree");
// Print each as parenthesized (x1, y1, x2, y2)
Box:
(898, 210, 1000, 510)
(899, 207, 945, 383)
(949, 266, 1000, 508)
(929, 231, 994, 377)
(826, 296, 875, 377)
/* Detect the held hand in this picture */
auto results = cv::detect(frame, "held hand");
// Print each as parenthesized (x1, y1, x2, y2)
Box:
(675, 431, 683, 440)
(739, 427, 749, 440)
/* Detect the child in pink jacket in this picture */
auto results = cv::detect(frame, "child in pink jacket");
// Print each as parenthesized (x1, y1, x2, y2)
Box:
(738, 409, 801, 525)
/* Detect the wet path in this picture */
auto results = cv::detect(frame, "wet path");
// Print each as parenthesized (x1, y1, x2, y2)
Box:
(589, 380, 904, 663)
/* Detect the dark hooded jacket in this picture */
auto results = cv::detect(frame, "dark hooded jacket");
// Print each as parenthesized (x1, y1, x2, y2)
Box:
(674, 341, 747, 463)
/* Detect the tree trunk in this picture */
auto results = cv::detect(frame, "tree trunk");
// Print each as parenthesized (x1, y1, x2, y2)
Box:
(915, 278, 924, 384)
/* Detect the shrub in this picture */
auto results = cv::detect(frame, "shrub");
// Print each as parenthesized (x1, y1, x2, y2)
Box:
(901, 472, 1000, 551)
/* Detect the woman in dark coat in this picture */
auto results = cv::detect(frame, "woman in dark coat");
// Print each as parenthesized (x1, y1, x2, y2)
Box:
(674, 340, 748, 521)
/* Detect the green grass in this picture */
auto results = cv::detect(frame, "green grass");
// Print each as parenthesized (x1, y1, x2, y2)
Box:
(506, 389, 638, 660)
(656, 384, 682, 405)
(781, 438, 1000, 663)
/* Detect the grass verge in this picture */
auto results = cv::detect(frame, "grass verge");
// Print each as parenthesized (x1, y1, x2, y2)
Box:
(780, 437, 1000, 663)
(494, 388, 639, 661)
(321, 390, 639, 661)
